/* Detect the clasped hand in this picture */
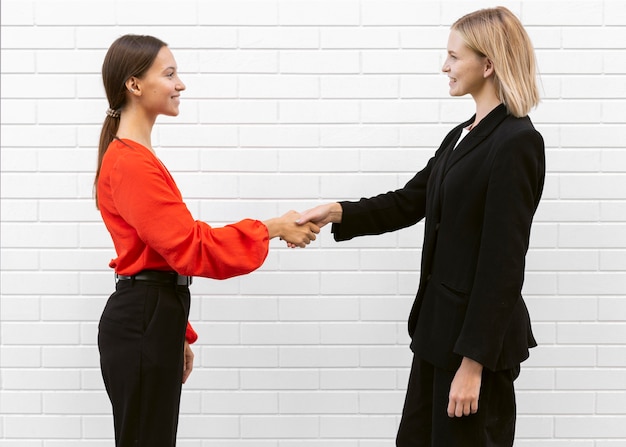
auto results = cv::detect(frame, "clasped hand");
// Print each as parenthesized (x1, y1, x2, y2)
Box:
(271, 210, 320, 248)
(279, 203, 343, 248)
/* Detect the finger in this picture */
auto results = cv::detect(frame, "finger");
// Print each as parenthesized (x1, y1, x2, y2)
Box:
(455, 402, 465, 418)
(447, 400, 455, 418)
(182, 365, 189, 383)
(471, 398, 479, 414)
(184, 357, 193, 383)
(463, 404, 471, 416)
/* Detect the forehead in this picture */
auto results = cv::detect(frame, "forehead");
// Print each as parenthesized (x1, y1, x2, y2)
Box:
(150, 46, 177, 71)
(447, 30, 469, 52)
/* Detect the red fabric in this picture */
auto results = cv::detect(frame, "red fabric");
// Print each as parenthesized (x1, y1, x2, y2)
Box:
(98, 138, 270, 343)
(185, 322, 198, 344)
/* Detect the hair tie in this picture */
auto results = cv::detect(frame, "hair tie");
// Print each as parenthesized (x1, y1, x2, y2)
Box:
(106, 107, 121, 119)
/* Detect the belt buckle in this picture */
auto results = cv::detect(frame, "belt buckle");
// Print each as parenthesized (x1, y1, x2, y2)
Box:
(115, 273, 131, 283)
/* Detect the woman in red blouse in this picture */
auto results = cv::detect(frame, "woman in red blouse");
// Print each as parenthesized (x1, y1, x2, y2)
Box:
(94, 34, 319, 447)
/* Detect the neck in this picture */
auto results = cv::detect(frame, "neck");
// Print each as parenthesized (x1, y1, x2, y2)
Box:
(116, 106, 156, 153)
(469, 82, 501, 130)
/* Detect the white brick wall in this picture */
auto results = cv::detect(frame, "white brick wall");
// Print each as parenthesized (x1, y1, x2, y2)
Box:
(1, 0, 625, 444)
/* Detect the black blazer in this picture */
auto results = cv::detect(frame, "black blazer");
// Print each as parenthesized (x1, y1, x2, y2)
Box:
(332, 104, 545, 372)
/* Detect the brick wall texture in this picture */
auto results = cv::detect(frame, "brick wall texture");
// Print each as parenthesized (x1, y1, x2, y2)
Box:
(1, 0, 625, 445)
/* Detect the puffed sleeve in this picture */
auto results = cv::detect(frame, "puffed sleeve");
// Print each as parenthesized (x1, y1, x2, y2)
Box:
(109, 151, 269, 279)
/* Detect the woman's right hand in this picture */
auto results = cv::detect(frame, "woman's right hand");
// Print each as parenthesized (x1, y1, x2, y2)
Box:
(264, 210, 320, 248)
(296, 202, 343, 228)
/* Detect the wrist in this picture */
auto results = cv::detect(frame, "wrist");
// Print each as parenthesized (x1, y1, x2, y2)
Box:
(461, 356, 483, 373)
(264, 215, 294, 240)
(329, 202, 343, 223)
(263, 218, 281, 240)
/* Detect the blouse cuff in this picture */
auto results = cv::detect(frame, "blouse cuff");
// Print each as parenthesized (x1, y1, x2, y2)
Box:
(185, 321, 198, 344)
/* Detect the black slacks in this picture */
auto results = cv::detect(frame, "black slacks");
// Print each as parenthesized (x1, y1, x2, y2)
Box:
(98, 279, 190, 447)
(396, 355, 519, 447)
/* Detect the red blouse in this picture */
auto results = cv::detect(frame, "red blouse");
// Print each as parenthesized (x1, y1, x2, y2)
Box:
(97, 138, 270, 343)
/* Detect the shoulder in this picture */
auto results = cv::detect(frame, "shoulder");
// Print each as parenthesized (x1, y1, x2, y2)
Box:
(106, 139, 157, 170)
(103, 140, 166, 190)
(487, 116, 545, 179)
(498, 115, 543, 144)
(485, 115, 545, 166)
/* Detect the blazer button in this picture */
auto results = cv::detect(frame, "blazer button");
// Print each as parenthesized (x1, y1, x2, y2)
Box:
(435, 223, 440, 231)
(426, 274, 432, 281)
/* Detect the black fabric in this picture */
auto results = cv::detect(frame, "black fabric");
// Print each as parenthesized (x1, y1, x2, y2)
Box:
(332, 105, 544, 371)
(115, 270, 192, 286)
(98, 279, 190, 447)
(396, 356, 518, 447)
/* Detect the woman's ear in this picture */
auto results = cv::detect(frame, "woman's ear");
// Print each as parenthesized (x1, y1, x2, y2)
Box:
(483, 58, 495, 78)
(125, 77, 139, 95)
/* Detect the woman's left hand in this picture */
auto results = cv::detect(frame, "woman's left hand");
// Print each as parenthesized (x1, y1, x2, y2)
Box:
(182, 341, 194, 384)
(447, 356, 483, 417)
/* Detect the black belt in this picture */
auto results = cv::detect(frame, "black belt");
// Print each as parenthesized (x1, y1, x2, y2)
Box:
(115, 270, 193, 286)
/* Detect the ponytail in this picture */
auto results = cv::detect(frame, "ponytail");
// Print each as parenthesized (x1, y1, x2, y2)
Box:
(94, 114, 120, 209)
(93, 34, 167, 209)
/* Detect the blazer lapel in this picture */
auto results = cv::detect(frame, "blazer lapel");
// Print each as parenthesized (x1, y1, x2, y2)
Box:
(444, 104, 509, 176)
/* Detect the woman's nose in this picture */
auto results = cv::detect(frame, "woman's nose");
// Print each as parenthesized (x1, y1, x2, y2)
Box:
(441, 60, 450, 73)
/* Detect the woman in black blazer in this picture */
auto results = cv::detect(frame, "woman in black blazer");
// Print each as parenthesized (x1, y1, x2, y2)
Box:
(297, 7, 545, 447)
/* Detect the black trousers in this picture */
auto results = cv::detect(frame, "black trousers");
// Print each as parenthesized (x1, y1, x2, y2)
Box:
(98, 279, 190, 447)
(396, 355, 519, 447)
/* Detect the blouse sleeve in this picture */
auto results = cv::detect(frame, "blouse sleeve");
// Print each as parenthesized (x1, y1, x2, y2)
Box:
(186, 322, 198, 344)
(109, 150, 269, 279)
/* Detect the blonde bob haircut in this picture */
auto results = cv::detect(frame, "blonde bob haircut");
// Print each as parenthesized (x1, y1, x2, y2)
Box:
(452, 6, 540, 118)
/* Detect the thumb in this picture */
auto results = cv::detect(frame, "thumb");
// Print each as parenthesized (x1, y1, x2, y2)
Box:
(295, 209, 313, 225)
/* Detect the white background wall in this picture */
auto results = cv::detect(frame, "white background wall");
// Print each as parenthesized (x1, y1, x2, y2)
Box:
(1, 0, 625, 445)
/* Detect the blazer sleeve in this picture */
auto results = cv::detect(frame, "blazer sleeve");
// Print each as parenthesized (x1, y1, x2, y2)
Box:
(453, 127, 545, 370)
(331, 153, 440, 241)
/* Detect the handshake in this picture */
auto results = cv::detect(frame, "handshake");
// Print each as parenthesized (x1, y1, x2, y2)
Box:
(264, 202, 343, 249)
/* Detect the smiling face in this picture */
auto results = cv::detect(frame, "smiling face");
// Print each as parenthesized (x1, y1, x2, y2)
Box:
(442, 30, 491, 99)
(132, 46, 185, 118)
